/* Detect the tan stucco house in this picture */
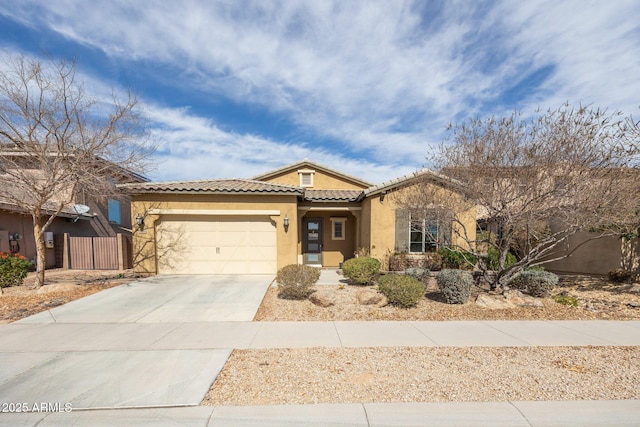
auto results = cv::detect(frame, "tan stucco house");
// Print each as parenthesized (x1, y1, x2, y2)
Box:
(118, 161, 476, 275)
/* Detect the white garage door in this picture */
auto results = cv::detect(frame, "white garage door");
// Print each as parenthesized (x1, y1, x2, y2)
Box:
(156, 216, 277, 275)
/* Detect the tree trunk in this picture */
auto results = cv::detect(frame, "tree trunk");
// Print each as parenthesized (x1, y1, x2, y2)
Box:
(32, 217, 46, 288)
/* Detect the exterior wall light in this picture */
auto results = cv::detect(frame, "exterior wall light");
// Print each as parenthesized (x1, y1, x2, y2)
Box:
(283, 215, 289, 232)
(135, 213, 144, 230)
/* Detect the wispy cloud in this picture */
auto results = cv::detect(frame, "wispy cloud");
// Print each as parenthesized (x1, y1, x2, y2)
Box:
(1, 0, 638, 181)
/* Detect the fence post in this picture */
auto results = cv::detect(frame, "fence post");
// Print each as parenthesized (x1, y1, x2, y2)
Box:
(62, 233, 71, 269)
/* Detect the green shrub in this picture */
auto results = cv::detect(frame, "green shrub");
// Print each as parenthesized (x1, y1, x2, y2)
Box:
(486, 247, 517, 270)
(438, 248, 477, 270)
(608, 269, 634, 283)
(510, 270, 559, 297)
(276, 264, 320, 299)
(377, 274, 426, 308)
(342, 257, 381, 285)
(436, 269, 474, 304)
(0, 252, 31, 288)
(552, 294, 578, 307)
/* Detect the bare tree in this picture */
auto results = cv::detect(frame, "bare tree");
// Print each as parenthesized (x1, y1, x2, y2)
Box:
(0, 53, 152, 287)
(400, 104, 640, 289)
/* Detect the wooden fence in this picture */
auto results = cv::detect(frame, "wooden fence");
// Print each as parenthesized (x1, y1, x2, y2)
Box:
(61, 233, 131, 270)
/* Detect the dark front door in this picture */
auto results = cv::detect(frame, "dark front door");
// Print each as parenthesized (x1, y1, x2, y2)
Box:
(303, 218, 323, 265)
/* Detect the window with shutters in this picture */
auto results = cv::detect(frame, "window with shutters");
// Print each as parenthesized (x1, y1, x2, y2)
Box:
(395, 209, 451, 253)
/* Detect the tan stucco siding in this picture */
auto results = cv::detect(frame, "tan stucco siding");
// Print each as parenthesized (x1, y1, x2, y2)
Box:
(129, 194, 298, 275)
(262, 170, 368, 190)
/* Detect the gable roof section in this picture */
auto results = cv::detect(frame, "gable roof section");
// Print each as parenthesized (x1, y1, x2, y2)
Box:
(252, 160, 373, 188)
(117, 178, 304, 195)
(361, 168, 461, 200)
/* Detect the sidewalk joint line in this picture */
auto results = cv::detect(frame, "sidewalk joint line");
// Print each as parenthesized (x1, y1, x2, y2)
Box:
(332, 322, 344, 347)
(362, 402, 372, 427)
(508, 401, 533, 427)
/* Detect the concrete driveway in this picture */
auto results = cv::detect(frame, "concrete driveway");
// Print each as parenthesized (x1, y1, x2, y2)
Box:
(0, 275, 272, 410)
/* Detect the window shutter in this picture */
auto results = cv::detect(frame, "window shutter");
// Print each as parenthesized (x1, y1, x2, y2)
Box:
(395, 209, 410, 252)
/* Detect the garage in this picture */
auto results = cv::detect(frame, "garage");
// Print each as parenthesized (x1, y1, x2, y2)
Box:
(155, 215, 277, 275)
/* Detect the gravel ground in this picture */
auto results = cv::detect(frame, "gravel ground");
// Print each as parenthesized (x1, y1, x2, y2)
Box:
(204, 346, 640, 405)
(208, 274, 640, 406)
(254, 275, 640, 321)
(0, 269, 134, 323)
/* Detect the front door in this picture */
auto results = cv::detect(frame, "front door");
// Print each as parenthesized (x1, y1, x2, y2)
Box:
(303, 218, 323, 265)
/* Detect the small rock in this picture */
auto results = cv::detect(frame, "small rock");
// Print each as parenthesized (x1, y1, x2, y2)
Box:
(628, 302, 640, 309)
(309, 290, 335, 307)
(42, 298, 65, 308)
(476, 294, 517, 309)
(36, 282, 79, 294)
(357, 289, 388, 307)
(629, 284, 640, 294)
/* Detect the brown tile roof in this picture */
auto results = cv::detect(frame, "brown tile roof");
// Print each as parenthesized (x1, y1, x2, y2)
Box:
(252, 160, 372, 188)
(303, 190, 363, 202)
(117, 179, 304, 195)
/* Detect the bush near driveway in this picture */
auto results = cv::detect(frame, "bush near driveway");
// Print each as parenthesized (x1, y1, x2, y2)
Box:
(276, 264, 320, 299)
(342, 257, 381, 285)
(0, 252, 31, 288)
(437, 269, 474, 304)
(377, 274, 426, 308)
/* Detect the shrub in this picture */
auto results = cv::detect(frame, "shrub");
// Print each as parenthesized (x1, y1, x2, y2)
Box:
(486, 247, 517, 271)
(276, 264, 320, 299)
(510, 270, 559, 297)
(553, 294, 578, 307)
(0, 252, 31, 288)
(438, 248, 477, 270)
(424, 252, 443, 271)
(436, 269, 474, 304)
(608, 269, 634, 283)
(388, 252, 407, 271)
(377, 274, 426, 308)
(342, 257, 381, 285)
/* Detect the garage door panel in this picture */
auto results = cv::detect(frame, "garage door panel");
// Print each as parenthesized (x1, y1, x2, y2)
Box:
(156, 216, 277, 275)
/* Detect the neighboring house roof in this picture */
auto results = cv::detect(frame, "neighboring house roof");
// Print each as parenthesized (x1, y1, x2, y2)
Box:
(0, 196, 93, 219)
(303, 190, 363, 202)
(117, 179, 304, 195)
(252, 159, 373, 188)
(361, 168, 461, 200)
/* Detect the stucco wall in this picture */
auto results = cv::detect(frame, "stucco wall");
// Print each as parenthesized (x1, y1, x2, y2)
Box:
(129, 193, 299, 275)
(261, 169, 368, 190)
(543, 232, 624, 275)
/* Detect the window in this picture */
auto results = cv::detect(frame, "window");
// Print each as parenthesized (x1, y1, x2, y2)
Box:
(408, 213, 450, 253)
(331, 217, 346, 240)
(298, 169, 315, 187)
(107, 199, 121, 224)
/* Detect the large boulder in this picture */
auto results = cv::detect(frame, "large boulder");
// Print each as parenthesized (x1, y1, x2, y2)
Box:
(309, 290, 336, 307)
(475, 294, 517, 309)
(504, 289, 544, 307)
(357, 289, 388, 307)
(36, 282, 79, 294)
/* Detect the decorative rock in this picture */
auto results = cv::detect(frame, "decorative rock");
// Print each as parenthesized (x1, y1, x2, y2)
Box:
(628, 302, 640, 309)
(309, 290, 335, 307)
(36, 282, 79, 294)
(504, 289, 544, 307)
(356, 289, 388, 307)
(475, 294, 517, 309)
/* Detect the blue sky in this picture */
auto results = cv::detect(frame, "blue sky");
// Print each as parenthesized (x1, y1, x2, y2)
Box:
(1, 1, 639, 184)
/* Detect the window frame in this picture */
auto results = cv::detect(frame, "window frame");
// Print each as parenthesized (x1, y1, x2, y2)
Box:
(298, 169, 315, 187)
(408, 213, 449, 253)
(107, 199, 121, 225)
(330, 217, 346, 241)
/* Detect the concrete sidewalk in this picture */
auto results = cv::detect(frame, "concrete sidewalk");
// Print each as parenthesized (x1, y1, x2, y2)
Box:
(3, 400, 639, 426)
(1, 320, 638, 352)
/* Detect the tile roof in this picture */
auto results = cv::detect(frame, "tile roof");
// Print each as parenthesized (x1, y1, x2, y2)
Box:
(303, 190, 363, 202)
(362, 168, 460, 199)
(252, 160, 372, 188)
(117, 179, 304, 195)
